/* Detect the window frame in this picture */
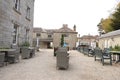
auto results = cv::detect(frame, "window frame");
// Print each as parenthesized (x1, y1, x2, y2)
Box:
(14, 0, 20, 11)
(26, 6, 31, 21)
(13, 24, 19, 44)
(36, 33, 41, 37)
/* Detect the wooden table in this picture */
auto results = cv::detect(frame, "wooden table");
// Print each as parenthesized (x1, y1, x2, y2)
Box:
(110, 51, 120, 63)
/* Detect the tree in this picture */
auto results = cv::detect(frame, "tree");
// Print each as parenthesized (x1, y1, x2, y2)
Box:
(102, 18, 113, 33)
(97, 18, 113, 34)
(110, 3, 120, 30)
(60, 34, 64, 47)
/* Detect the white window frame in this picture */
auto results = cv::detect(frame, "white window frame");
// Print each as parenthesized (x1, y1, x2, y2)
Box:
(13, 24, 19, 44)
(25, 29, 29, 42)
(14, 0, 20, 11)
(26, 6, 30, 20)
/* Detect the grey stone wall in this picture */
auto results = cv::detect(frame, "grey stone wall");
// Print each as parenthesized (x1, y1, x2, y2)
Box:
(53, 33, 77, 49)
(0, 0, 35, 48)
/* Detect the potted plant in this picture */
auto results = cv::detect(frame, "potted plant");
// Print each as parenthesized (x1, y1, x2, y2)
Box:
(20, 41, 31, 59)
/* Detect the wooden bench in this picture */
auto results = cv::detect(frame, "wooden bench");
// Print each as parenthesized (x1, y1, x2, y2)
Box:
(94, 48, 112, 65)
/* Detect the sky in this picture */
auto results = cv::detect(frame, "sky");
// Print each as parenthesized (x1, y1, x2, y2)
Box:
(34, 0, 119, 36)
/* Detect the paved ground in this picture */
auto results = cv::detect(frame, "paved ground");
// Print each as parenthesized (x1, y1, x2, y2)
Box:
(0, 49, 120, 80)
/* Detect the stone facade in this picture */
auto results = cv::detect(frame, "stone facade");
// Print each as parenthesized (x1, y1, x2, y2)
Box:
(0, 0, 35, 48)
(33, 28, 54, 48)
(98, 29, 120, 49)
(78, 35, 98, 49)
(33, 24, 78, 49)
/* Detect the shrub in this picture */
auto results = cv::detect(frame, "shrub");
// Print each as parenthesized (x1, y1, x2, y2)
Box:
(21, 41, 30, 47)
(111, 45, 120, 51)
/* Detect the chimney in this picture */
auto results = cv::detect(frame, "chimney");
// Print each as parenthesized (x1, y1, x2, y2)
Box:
(73, 25, 76, 31)
(63, 24, 68, 28)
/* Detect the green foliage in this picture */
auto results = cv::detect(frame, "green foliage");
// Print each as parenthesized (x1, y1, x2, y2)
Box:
(110, 45, 120, 51)
(110, 3, 120, 30)
(21, 41, 30, 47)
(98, 18, 114, 33)
(98, 2, 120, 33)
(60, 34, 64, 47)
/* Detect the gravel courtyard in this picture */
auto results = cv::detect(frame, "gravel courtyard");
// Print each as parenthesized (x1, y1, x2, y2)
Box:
(0, 49, 120, 80)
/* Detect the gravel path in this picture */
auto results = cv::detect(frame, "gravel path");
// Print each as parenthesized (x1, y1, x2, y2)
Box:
(0, 49, 120, 80)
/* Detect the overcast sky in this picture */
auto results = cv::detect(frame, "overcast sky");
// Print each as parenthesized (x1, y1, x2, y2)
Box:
(34, 0, 119, 36)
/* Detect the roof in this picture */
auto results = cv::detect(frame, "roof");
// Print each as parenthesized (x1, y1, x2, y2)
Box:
(80, 35, 98, 39)
(99, 29, 120, 38)
(55, 25, 77, 33)
(45, 29, 57, 34)
(33, 28, 46, 33)
(34, 24, 78, 34)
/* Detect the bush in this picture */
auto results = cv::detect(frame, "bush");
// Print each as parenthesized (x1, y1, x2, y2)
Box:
(21, 41, 30, 47)
(111, 45, 120, 51)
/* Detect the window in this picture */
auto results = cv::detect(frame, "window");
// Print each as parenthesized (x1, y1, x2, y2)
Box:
(26, 6, 30, 20)
(13, 24, 18, 44)
(36, 33, 41, 37)
(25, 29, 29, 41)
(63, 34, 68, 37)
(14, 0, 20, 11)
(48, 35, 52, 38)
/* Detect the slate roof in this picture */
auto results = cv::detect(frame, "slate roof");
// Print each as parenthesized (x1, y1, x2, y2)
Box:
(45, 29, 57, 34)
(33, 28, 46, 33)
(99, 29, 120, 38)
(55, 26, 77, 33)
(80, 35, 98, 39)
(33, 25, 78, 34)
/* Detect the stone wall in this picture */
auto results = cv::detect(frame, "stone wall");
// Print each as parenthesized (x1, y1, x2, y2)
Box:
(99, 35, 120, 49)
(0, 0, 34, 48)
(53, 33, 77, 49)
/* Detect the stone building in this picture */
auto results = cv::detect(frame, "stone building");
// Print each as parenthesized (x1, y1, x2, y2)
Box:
(78, 35, 98, 49)
(0, 0, 35, 48)
(98, 29, 120, 49)
(33, 24, 78, 49)
(33, 28, 56, 48)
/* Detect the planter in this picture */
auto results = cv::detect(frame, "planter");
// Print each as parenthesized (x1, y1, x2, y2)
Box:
(21, 47, 31, 59)
(36, 47, 40, 51)
(0, 52, 5, 67)
(56, 47, 69, 69)
(54, 47, 58, 56)
(7, 48, 20, 63)
(29, 47, 35, 58)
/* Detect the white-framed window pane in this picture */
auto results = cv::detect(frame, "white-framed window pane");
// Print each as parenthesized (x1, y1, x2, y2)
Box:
(13, 24, 18, 44)
(14, 0, 20, 11)
(26, 6, 30, 19)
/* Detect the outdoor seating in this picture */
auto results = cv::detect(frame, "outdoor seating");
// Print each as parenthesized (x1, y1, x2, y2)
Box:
(82, 47, 94, 56)
(94, 47, 112, 65)
(83, 47, 89, 56)
(56, 47, 69, 69)
(0, 52, 5, 67)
